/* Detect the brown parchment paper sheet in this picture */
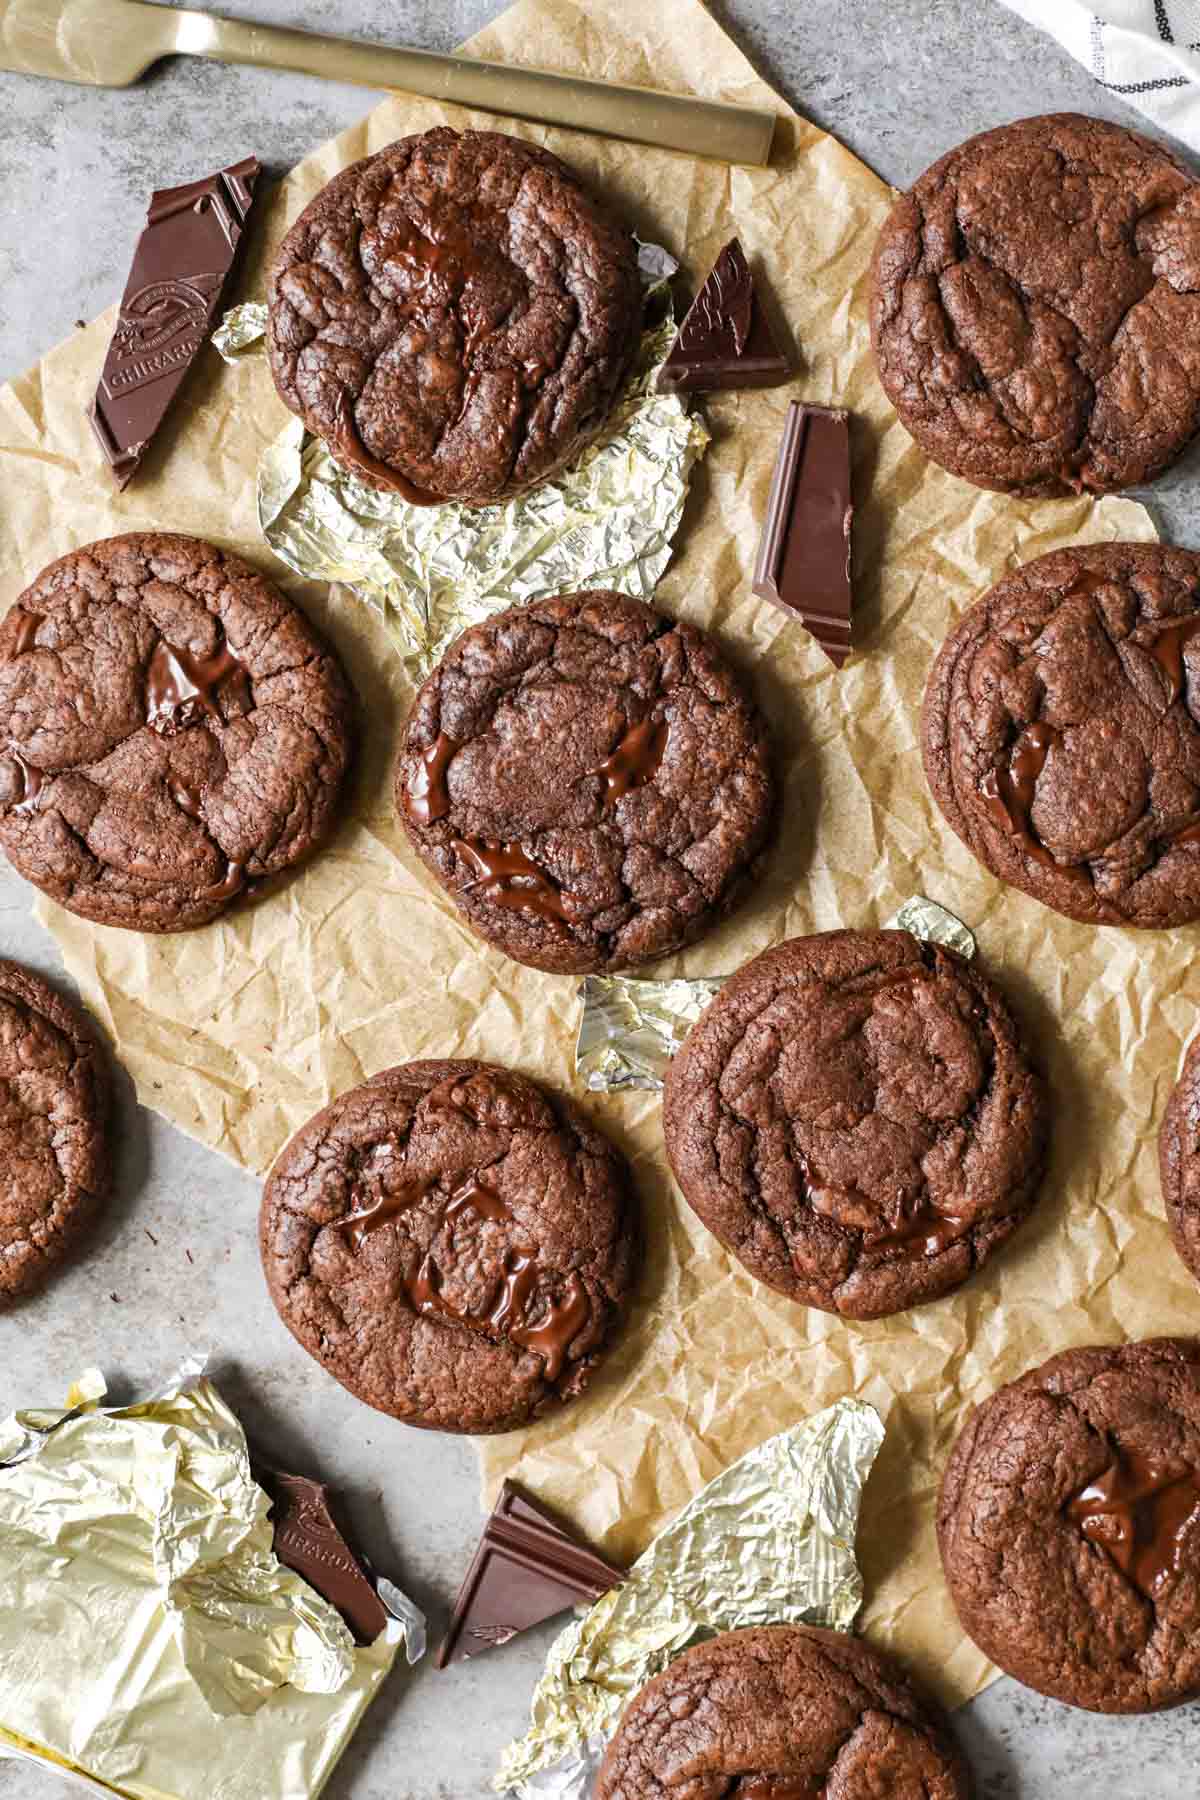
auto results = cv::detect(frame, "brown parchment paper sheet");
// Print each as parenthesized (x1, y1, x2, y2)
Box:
(1, 0, 1193, 1713)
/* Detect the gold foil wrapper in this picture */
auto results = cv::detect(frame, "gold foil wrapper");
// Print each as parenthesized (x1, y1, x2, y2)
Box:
(572, 898, 975, 1094)
(214, 260, 708, 683)
(496, 1399, 884, 1798)
(211, 301, 269, 360)
(885, 895, 977, 961)
(0, 1367, 422, 1800)
(574, 973, 725, 1091)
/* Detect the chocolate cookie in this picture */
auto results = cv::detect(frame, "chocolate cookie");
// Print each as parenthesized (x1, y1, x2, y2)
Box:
(0, 959, 109, 1301)
(939, 1338, 1200, 1713)
(596, 1625, 970, 1799)
(1158, 1036, 1200, 1288)
(871, 113, 1200, 496)
(923, 543, 1200, 929)
(267, 127, 642, 505)
(259, 1059, 638, 1434)
(662, 929, 1047, 1321)
(396, 591, 775, 974)
(0, 533, 354, 932)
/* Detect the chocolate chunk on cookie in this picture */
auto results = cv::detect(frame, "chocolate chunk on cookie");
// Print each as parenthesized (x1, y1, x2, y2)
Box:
(939, 1338, 1200, 1713)
(871, 113, 1200, 496)
(0, 533, 354, 932)
(267, 127, 642, 505)
(1159, 1037, 1200, 1288)
(396, 591, 775, 974)
(259, 1059, 638, 1434)
(662, 929, 1047, 1321)
(596, 1625, 970, 1800)
(0, 959, 109, 1301)
(923, 543, 1200, 928)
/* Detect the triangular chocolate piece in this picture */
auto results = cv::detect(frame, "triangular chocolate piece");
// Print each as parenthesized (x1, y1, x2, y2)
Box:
(753, 401, 854, 667)
(657, 237, 790, 393)
(89, 157, 260, 490)
(257, 1466, 391, 1646)
(437, 1480, 625, 1669)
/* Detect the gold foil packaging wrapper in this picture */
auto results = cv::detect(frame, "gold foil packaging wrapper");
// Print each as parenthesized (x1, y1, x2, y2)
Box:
(884, 896, 976, 962)
(0, 1366, 423, 1800)
(213, 255, 708, 682)
(210, 300, 270, 360)
(496, 1399, 885, 1798)
(574, 897, 974, 1092)
(575, 973, 725, 1091)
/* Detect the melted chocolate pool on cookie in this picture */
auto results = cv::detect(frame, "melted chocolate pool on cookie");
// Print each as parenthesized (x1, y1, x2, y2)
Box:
(396, 591, 774, 974)
(260, 1059, 638, 1434)
(924, 544, 1200, 928)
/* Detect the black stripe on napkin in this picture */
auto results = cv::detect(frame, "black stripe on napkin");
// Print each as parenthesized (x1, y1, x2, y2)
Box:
(1099, 73, 1191, 92)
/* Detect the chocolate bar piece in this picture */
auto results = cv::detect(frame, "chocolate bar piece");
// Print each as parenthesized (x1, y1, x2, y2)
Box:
(437, 1480, 625, 1669)
(753, 401, 853, 667)
(258, 1467, 390, 1646)
(657, 237, 789, 393)
(89, 157, 260, 489)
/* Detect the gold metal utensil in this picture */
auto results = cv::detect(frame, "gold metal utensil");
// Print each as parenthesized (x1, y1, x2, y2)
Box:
(0, 0, 776, 165)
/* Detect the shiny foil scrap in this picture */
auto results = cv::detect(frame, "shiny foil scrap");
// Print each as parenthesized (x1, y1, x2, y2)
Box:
(572, 899, 973, 1096)
(574, 973, 724, 1091)
(0, 1369, 424, 1800)
(885, 895, 976, 960)
(495, 1398, 885, 1798)
(210, 299, 270, 360)
(214, 264, 707, 684)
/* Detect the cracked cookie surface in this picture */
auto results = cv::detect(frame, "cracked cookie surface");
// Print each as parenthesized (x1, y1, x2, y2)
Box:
(0, 533, 354, 932)
(939, 1338, 1200, 1713)
(1158, 1039, 1200, 1288)
(395, 591, 775, 974)
(259, 1059, 639, 1433)
(596, 1625, 970, 1800)
(871, 113, 1200, 496)
(267, 127, 642, 505)
(0, 959, 109, 1301)
(662, 930, 1047, 1321)
(923, 543, 1200, 928)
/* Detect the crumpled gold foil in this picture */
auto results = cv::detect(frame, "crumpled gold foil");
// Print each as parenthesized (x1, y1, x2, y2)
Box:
(885, 895, 977, 960)
(214, 265, 708, 682)
(574, 972, 725, 1091)
(496, 1399, 884, 1799)
(0, 1366, 422, 1800)
(573, 896, 974, 1093)
(210, 301, 270, 360)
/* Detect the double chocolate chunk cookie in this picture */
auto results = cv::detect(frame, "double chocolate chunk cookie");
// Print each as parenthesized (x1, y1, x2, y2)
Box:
(596, 1625, 970, 1799)
(0, 959, 109, 1302)
(939, 1338, 1200, 1713)
(872, 114, 1200, 496)
(0, 533, 354, 932)
(663, 929, 1047, 1320)
(396, 592, 775, 974)
(267, 127, 642, 505)
(924, 543, 1200, 928)
(1159, 1036, 1200, 1288)
(259, 1059, 638, 1433)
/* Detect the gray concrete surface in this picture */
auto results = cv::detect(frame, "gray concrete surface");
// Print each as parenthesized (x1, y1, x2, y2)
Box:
(2, 2, 1200, 1796)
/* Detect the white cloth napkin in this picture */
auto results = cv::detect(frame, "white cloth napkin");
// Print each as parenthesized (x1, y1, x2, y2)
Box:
(1000, 0, 1200, 152)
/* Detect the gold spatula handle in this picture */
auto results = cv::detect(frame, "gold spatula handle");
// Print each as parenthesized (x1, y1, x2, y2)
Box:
(163, 3, 775, 165)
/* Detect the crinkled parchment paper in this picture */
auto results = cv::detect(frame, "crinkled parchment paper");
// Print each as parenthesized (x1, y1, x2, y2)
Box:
(1, 0, 1194, 1711)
